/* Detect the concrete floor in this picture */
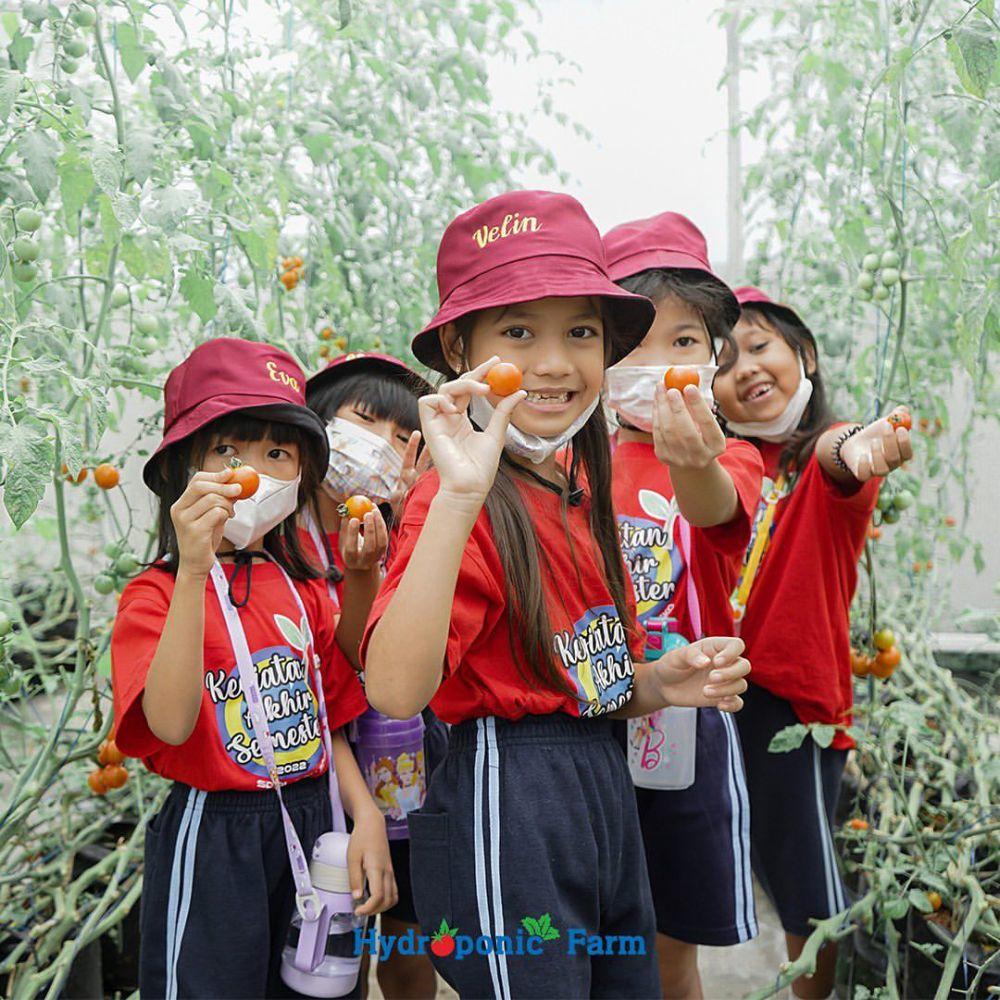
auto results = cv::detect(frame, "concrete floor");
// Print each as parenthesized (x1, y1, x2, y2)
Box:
(366, 879, 790, 999)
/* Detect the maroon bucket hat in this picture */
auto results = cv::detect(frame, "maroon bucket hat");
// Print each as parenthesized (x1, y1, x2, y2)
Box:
(143, 338, 329, 493)
(412, 190, 655, 374)
(306, 350, 432, 398)
(734, 285, 816, 347)
(603, 212, 740, 327)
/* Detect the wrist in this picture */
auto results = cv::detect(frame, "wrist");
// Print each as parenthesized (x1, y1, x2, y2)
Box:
(430, 489, 485, 526)
(176, 563, 210, 585)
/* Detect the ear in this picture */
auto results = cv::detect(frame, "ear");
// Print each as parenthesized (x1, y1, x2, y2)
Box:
(439, 323, 464, 374)
(802, 341, 818, 377)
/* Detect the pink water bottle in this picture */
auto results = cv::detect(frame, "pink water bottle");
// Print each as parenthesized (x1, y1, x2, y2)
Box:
(354, 709, 426, 839)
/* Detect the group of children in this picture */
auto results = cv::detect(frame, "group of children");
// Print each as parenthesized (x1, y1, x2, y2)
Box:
(111, 189, 913, 999)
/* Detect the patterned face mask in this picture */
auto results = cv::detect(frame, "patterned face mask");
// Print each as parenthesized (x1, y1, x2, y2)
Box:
(322, 418, 404, 504)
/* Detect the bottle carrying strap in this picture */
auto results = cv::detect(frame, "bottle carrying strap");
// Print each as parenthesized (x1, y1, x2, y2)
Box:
(676, 516, 702, 640)
(208, 560, 345, 921)
(302, 508, 341, 609)
(729, 472, 789, 628)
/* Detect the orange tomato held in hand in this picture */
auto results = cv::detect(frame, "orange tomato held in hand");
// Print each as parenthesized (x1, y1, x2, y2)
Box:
(339, 495, 375, 520)
(93, 464, 120, 490)
(228, 460, 260, 500)
(485, 362, 523, 397)
(887, 408, 912, 431)
(663, 367, 700, 392)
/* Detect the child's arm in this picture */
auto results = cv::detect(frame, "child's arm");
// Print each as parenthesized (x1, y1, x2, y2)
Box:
(330, 730, 398, 916)
(652, 384, 738, 527)
(334, 506, 389, 671)
(610, 637, 749, 719)
(816, 407, 913, 486)
(365, 357, 526, 719)
(141, 469, 243, 745)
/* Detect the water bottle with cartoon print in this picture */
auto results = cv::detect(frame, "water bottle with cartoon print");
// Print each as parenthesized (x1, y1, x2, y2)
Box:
(626, 616, 697, 790)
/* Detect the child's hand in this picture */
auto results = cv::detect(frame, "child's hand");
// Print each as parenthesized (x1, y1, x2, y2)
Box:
(170, 469, 243, 577)
(652, 384, 726, 471)
(389, 430, 432, 522)
(347, 807, 398, 917)
(839, 408, 914, 482)
(653, 637, 749, 712)
(418, 356, 527, 508)
(339, 504, 389, 574)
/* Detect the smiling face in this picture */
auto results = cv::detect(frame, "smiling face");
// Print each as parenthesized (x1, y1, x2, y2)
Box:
(714, 311, 812, 424)
(611, 293, 712, 369)
(442, 295, 607, 440)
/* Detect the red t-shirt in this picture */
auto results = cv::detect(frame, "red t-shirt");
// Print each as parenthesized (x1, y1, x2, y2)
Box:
(737, 441, 879, 749)
(612, 439, 763, 642)
(112, 561, 368, 791)
(361, 471, 646, 725)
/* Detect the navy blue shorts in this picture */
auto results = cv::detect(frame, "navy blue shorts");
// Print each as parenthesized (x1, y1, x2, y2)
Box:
(407, 713, 660, 999)
(735, 682, 848, 937)
(139, 775, 360, 999)
(633, 708, 758, 946)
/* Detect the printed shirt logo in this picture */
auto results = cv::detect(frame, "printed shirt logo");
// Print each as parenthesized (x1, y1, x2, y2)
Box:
(618, 489, 684, 626)
(553, 605, 634, 717)
(204, 613, 322, 782)
(471, 212, 541, 249)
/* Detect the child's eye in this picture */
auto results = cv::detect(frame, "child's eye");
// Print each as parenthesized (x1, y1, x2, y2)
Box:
(502, 325, 532, 340)
(749, 340, 768, 353)
(213, 444, 237, 457)
(396, 433, 410, 446)
(268, 447, 292, 460)
(674, 336, 698, 348)
(569, 326, 598, 339)
(352, 409, 375, 423)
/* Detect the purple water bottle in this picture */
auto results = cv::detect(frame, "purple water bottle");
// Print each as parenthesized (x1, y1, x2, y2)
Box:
(354, 709, 426, 840)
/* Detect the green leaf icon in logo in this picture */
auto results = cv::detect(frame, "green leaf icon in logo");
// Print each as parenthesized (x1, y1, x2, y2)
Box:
(274, 613, 305, 652)
(521, 913, 560, 941)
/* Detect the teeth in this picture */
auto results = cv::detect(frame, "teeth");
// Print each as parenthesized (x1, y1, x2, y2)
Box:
(526, 391, 570, 402)
(747, 384, 772, 401)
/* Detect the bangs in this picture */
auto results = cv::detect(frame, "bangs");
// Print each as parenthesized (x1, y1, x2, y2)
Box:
(306, 372, 421, 432)
(193, 413, 308, 448)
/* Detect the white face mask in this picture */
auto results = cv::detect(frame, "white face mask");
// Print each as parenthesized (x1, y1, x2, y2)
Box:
(605, 364, 718, 433)
(223, 473, 301, 550)
(724, 358, 814, 443)
(323, 417, 403, 504)
(468, 392, 602, 465)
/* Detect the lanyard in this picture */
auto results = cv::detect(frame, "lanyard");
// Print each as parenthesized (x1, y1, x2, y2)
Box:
(676, 516, 702, 639)
(303, 509, 341, 609)
(730, 472, 790, 626)
(208, 559, 346, 920)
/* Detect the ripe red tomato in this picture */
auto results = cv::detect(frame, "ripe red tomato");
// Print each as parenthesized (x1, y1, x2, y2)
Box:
(62, 464, 88, 484)
(87, 769, 108, 795)
(98, 739, 126, 767)
(847, 818, 869, 831)
(887, 408, 912, 431)
(339, 495, 375, 520)
(485, 362, 523, 397)
(871, 646, 901, 678)
(93, 464, 120, 490)
(102, 764, 128, 789)
(850, 651, 872, 678)
(280, 270, 299, 291)
(229, 462, 260, 500)
(663, 367, 700, 392)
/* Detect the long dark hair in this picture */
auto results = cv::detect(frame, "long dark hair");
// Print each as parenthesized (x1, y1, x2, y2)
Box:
(151, 413, 322, 580)
(735, 306, 838, 474)
(451, 311, 636, 700)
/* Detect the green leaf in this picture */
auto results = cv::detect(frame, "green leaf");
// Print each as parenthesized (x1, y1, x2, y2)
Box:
(947, 27, 997, 99)
(0, 420, 54, 529)
(180, 268, 217, 322)
(0, 70, 22, 123)
(520, 916, 541, 936)
(274, 614, 305, 651)
(7, 30, 33, 71)
(125, 128, 157, 185)
(59, 149, 94, 224)
(91, 143, 123, 195)
(811, 725, 836, 748)
(768, 724, 809, 753)
(908, 889, 934, 914)
(111, 191, 139, 229)
(115, 22, 147, 83)
(338, 0, 351, 29)
(883, 897, 909, 921)
(19, 130, 59, 203)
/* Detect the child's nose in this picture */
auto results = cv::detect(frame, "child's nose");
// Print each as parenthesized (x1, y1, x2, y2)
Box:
(531, 342, 574, 377)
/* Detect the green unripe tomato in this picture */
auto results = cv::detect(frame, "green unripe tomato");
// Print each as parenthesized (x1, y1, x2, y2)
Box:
(237, 271, 251, 288)
(15, 208, 42, 232)
(59, 57, 80, 74)
(262, 141, 280, 155)
(857, 272, 875, 291)
(13, 237, 39, 262)
(139, 335, 159, 352)
(0, 613, 12, 638)
(856, 287, 873, 302)
(862, 253, 880, 271)
(115, 553, 140, 576)
(134, 314, 158, 335)
(873, 285, 891, 301)
(94, 574, 116, 595)
(877, 492, 895, 512)
(243, 127, 263, 143)
(881, 250, 900, 269)
(104, 541, 124, 559)
(881, 507, 901, 524)
(13, 261, 38, 283)
(63, 39, 87, 58)
(71, 7, 97, 27)
(23, 2, 47, 25)
(892, 489, 915, 511)
(56, 87, 73, 104)
(110, 285, 130, 308)
(881, 268, 900, 286)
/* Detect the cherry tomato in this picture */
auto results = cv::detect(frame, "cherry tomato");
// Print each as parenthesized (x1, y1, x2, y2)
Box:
(87, 769, 108, 795)
(847, 818, 869, 831)
(944, 516, 956, 527)
(873, 628, 895, 651)
(228, 461, 260, 500)
(102, 764, 128, 789)
(850, 651, 872, 678)
(871, 646, 901, 678)
(339, 495, 375, 520)
(485, 362, 523, 397)
(280, 270, 299, 291)
(320, 327, 334, 340)
(926, 891, 942, 912)
(61, 464, 87, 484)
(887, 408, 912, 431)
(98, 739, 126, 766)
(93, 463, 120, 490)
(663, 367, 700, 392)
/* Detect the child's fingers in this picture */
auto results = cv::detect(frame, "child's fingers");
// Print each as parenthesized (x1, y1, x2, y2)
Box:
(181, 493, 237, 524)
(175, 475, 242, 509)
(895, 427, 913, 463)
(347, 851, 366, 906)
(460, 355, 502, 383)
(355, 858, 385, 916)
(683, 385, 726, 445)
(484, 389, 528, 444)
(340, 513, 362, 557)
(703, 659, 750, 697)
(372, 506, 389, 553)
(716, 695, 744, 713)
(694, 635, 745, 664)
(401, 430, 422, 475)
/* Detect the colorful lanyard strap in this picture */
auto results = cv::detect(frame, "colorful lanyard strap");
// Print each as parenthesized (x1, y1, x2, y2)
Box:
(208, 558, 346, 920)
(730, 472, 790, 626)
(676, 516, 703, 639)
(302, 508, 341, 609)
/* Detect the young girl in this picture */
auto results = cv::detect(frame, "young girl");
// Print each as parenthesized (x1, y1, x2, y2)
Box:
(360, 190, 751, 999)
(303, 350, 444, 999)
(603, 212, 764, 999)
(111, 338, 396, 998)
(713, 287, 913, 999)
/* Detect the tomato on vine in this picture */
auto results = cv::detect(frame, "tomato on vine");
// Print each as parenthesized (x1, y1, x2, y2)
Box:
(873, 628, 895, 651)
(102, 764, 128, 789)
(87, 769, 108, 795)
(847, 818, 869, 831)
(280, 270, 299, 291)
(14, 208, 42, 232)
(98, 739, 126, 766)
(61, 464, 87, 484)
(485, 362, 523, 397)
(93, 464, 120, 490)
